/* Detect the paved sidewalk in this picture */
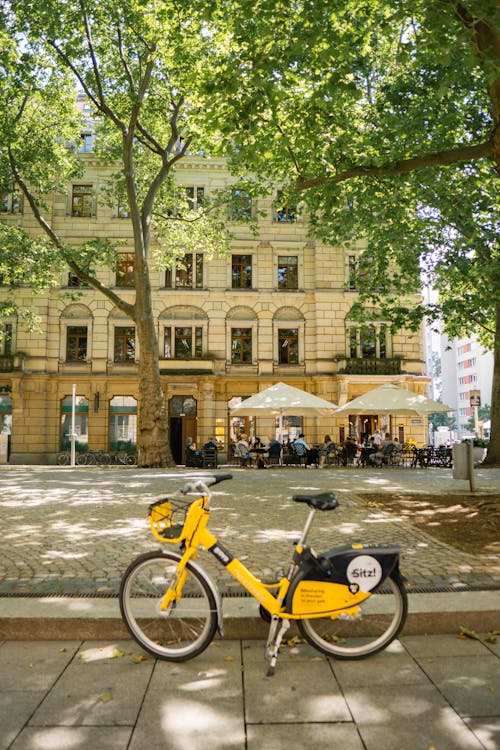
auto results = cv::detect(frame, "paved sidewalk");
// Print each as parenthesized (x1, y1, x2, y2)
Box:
(1, 466, 499, 749)
(1, 634, 499, 750)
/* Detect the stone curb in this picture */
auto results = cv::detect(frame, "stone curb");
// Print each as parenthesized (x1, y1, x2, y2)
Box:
(1, 592, 498, 641)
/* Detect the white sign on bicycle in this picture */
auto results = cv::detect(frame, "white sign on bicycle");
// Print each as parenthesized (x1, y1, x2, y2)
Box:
(347, 555, 383, 592)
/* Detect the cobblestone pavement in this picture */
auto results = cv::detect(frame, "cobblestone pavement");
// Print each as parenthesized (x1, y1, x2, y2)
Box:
(1, 466, 499, 597)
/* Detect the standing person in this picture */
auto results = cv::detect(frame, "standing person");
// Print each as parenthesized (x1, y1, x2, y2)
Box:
(370, 429, 383, 447)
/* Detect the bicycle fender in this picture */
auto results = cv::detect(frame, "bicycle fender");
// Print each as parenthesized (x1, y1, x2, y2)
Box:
(285, 545, 400, 615)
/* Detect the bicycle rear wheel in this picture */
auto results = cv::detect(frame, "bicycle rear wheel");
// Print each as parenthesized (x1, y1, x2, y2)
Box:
(298, 573, 407, 659)
(119, 551, 218, 661)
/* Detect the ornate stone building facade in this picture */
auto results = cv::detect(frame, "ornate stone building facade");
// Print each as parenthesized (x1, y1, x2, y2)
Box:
(0, 154, 429, 464)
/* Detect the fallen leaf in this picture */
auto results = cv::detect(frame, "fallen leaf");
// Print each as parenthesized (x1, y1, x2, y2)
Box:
(459, 627, 480, 640)
(224, 655, 234, 662)
(99, 693, 112, 702)
(132, 655, 148, 664)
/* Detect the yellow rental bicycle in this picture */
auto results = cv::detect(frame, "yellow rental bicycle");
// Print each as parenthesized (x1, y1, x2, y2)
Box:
(119, 474, 408, 675)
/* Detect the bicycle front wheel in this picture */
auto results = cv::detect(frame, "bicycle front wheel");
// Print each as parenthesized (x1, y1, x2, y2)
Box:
(119, 551, 218, 661)
(298, 573, 407, 659)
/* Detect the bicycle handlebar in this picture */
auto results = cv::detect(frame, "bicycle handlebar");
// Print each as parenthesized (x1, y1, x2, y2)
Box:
(181, 473, 233, 495)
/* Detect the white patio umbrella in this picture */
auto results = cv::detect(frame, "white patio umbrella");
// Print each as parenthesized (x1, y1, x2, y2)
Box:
(230, 382, 338, 439)
(334, 383, 453, 416)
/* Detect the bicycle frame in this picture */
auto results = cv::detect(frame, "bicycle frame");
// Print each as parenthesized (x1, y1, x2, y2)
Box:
(150, 483, 385, 623)
(121, 474, 406, 675)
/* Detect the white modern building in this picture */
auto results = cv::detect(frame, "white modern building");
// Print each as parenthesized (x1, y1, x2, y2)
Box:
(440, 333, 493, 438)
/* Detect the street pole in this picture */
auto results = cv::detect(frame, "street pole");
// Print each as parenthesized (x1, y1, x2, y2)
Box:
(71, 383, 76, 467)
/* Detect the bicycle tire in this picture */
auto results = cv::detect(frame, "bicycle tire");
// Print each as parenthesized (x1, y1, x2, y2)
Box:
(298, 572, 407, 659)
(75, 452, 88, 466)
(56, 452, 70, 465)
(119, 551, 218, 661)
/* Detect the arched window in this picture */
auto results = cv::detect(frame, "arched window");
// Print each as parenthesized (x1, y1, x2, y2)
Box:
(226, 307, 256, 364)
(159, 306, 208, 360)
(60, 304, 93, 363)
(274, 307, 304, 365)
(109, 308, 136, 363)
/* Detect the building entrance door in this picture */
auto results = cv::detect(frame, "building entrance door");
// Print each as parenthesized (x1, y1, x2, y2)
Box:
(168, 395, 198, 465)
(359, 415, 378, 444)
(169, 415, 197, 464)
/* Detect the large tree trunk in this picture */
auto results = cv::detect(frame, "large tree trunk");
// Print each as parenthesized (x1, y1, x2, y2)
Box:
(133, 244, 174, 468)
(136, 315, 174, 468)
(482, 299, 500, 466)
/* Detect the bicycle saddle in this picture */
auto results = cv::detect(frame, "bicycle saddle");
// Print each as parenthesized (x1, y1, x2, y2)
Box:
(292, 492, 339, 511)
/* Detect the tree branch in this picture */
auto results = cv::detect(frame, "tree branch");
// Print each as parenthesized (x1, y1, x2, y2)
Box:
(8, 147, 134, 318)
(295, 140, 494, 191)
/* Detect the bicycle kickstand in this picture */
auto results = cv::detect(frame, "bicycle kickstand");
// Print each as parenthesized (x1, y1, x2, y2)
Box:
(265, 615, 290, 677)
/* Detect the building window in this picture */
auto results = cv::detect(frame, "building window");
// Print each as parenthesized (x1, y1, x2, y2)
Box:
(66, 326, 88, 361)
(347, 324, 389, 359)
(275, 190, 296, 222)
(117, 197, 130, 218)
(231, 327, 252, 363)
(278, 328, 299, 364)
(78, 133, 93, 153)
(231, 255, 252, 289)
(230, 189, 252, 220)
(165, 253, 203, 289)
(60, 395, 88, 450)
(346, 253, 373, 291)
(71, 184, 94, 217)
(164, 326, 203, 359)
(0, 188, 23, 214)
(114, 326, 135, 362)
(186, 186, 205, 211)
(277, 256, 298, 289)
(116, 253, 135, 287)
(0, 323, 13, 356)
(109, 396, 137, 451)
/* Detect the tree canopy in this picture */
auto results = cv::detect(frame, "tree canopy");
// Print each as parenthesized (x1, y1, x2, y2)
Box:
(194, 0, 499, 463)
(1, 0, 499, 464)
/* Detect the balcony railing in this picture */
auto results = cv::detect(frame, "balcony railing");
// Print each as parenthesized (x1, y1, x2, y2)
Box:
(337, 357, 403, 375)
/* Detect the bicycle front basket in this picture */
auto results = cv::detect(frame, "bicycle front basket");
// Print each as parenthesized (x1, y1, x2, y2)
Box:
(148, 497, 189, 543)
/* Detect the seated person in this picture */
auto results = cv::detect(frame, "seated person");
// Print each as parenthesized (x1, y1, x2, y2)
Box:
(391, 438, 402, 463)
(360, 437, 377, 466)
(369, 433, 394, 466)
(266, 434, 282, 463)
(236, 434, 252, 466)
(185, 437, 202, 467)
(318, 434, 336, 468)
(293, 434, 319, 466)
(341, 436, 359, 465)
(251, 436, 269, 469)
(203, 437, 218, 451)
